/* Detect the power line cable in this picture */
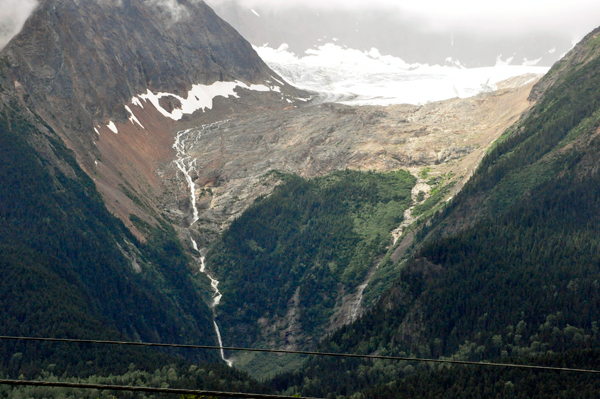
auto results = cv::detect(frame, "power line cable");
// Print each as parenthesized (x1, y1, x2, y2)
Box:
(0, 379, 321, 399)
(1, 335, 599, 374)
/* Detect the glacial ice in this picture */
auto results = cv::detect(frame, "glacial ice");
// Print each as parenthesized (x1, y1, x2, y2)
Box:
(255, 43, 550, 106)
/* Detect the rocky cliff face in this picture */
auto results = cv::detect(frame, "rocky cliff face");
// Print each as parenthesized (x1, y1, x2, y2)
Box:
(6, 0, 280, 124)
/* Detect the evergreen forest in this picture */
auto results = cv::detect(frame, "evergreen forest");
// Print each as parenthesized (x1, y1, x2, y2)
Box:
(207, 170, 415, 361)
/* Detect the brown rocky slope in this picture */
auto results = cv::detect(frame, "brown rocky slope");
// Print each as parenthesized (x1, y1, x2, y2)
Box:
(2, 0, 306, 238)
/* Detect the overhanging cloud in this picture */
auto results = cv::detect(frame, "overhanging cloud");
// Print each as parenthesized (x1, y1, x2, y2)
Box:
(210, 0, 600, 39)
(0, 0, 38, 50)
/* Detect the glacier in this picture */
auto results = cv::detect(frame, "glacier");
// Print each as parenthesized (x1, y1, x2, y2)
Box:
(256, 43, 550, 106)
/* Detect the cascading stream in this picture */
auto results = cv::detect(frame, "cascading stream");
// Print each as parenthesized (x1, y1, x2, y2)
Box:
(197, 246, 232, 367)
(173, 128, 200, 224)
(173, 122, 232, 367)
(172, 120, 228, 225)
(350, 281, 369, 322)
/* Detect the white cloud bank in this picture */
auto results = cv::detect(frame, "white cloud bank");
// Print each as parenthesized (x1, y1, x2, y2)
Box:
(210, 0, 600, 40)
(5, 0, 600, 50)
(0, 0, 38, 50)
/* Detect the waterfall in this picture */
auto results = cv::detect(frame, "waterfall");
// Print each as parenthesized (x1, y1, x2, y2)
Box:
(175, 122, 233, 367)
(192, 241, 232, 366)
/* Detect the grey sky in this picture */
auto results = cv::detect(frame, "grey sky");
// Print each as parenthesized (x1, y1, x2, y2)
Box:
(3, 0, 600, 51)
(210, 0, 600, 40)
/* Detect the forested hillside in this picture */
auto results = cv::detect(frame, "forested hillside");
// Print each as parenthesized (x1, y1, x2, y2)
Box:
(0, 96, 221, 376)
(206, 170, 415, 375)
(0, 362, 269, 398)
(269, 24, 600, 397)
(4, 0, 600, 397)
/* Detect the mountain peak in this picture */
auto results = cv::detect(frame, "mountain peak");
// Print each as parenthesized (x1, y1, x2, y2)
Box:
(3, 0, 278, 126)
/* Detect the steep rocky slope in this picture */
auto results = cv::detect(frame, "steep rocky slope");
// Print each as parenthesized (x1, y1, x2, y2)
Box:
(175, 74, 540, 244)
(2, 0, 305, 238)
(0, 0, 553, 382)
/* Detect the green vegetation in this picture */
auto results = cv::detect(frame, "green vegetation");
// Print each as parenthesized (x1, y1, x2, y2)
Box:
(418, 166, 431, 179)
(0, 99, 218, 377)
(0, 362, 267, 398)
(233, 352, 307, 380)
(6, 20, 600, 399)
(270, 152, 600, 398)
(412, 181, 455, 216)
(461, 47, 600, 210)
(207, 170, 415, 353)
(271, 349, 600, 398)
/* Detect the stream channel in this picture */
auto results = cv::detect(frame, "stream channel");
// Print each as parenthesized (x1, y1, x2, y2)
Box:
(173, 122, 232, 367)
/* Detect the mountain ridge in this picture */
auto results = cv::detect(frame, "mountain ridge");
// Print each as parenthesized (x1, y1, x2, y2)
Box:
(4, 1, 598, 394)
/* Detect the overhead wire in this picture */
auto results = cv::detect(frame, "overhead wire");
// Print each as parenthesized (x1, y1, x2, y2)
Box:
(0, 379, 322, 399)
(1, 335, 599, 374)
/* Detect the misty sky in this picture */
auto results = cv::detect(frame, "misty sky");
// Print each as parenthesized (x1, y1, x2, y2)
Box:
(211, 0, 600, 41)
(3, 0, 600, 51)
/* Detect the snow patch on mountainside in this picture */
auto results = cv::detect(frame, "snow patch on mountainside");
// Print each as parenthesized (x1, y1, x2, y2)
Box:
(256, 43, 549, 106)
(124, 105, 145, 129)
(135, 81, 279, 121)
(107, 121, 119, 134)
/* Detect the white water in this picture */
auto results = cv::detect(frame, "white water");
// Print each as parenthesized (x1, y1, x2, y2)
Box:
(180, 121, 232, 366)
(172, 121, 229, 225)
(197, 250, 232, 366)
(173, 129, 200, 225)
(199, 254, 223, 308)
(214, 321, 231, 366)
(350, 281, 369, 322)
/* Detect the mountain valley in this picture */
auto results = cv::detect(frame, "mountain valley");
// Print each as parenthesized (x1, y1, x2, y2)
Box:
(2, 0, 600, 398)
